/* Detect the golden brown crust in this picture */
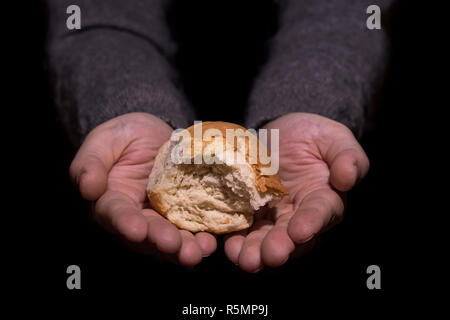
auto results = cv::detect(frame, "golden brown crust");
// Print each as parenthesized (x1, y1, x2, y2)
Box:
(255, 175, 289, 195)
(185, 121, 288, 196)
(186, 121, 245, 138)
(147, 121, 288, 234)
(147, 190, 167, 217)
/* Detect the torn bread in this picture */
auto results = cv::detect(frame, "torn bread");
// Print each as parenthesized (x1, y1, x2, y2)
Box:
(146, 121, 288, 234)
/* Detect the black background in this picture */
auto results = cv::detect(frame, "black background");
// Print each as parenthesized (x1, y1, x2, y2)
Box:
(10, 0, 434, 316)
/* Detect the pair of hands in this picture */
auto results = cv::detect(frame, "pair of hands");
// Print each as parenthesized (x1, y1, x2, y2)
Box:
(70, 112, 369, 272)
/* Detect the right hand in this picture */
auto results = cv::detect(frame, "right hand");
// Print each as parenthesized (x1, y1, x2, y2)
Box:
(70, 112, 217, 267)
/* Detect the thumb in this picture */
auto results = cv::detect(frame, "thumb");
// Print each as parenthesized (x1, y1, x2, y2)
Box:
(69, 124, 124, 201)
(320, 128, 370, 192)
(71, 154, 108, 201)
(329, 148, 369, 191)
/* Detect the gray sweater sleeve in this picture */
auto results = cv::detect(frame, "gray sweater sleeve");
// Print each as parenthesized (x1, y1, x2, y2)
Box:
(244, 0, 394, 138)
(46, 0, 195, 146)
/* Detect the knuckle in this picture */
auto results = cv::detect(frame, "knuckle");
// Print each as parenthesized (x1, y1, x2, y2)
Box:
(289, 215, 317, 243)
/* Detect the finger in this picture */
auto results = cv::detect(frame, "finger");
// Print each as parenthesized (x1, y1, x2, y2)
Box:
(178, 230, 202, 267)
(238, 219, 273, 273)
(95, 190, 148, 242)
(69, 126, 124, 201)
(224, 230, 247, 265)
(330, 148, 369, 191)
(195, 232, 217, 257)
(321, 193, 346, 233)
(142, 209, 182, 254)
(71, 155, 109, 201)
(261, 213, 295, 268)
(319, 128, 369, 192)
(288, 188, 344, 244)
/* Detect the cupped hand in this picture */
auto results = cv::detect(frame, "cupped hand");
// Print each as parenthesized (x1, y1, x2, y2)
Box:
(70, 113, 216, 266)
(224, 113, 369, 272)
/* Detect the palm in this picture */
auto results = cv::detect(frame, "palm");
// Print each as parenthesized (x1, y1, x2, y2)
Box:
(224, 113, 369, 272)
(107, 126, 168, 209)
(71, 113, 217, 266)
(264, 116, 334, 226)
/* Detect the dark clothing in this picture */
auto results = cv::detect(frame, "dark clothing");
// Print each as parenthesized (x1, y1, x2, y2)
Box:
(46, 0, 394, 145)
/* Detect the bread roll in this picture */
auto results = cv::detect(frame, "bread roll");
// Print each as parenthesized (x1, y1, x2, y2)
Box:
(146, 121, 288, 234)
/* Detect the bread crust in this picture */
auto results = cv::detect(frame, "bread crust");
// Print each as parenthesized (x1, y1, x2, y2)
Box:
(146, 121, 288, 234)
(185, 121, 288, 195)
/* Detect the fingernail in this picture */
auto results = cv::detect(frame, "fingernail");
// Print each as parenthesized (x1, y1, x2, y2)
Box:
(301, 234, 315, 243)
(252, 267, 263, 273)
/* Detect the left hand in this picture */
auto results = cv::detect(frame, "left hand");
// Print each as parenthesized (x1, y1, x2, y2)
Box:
(224, 112, 369, 272)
